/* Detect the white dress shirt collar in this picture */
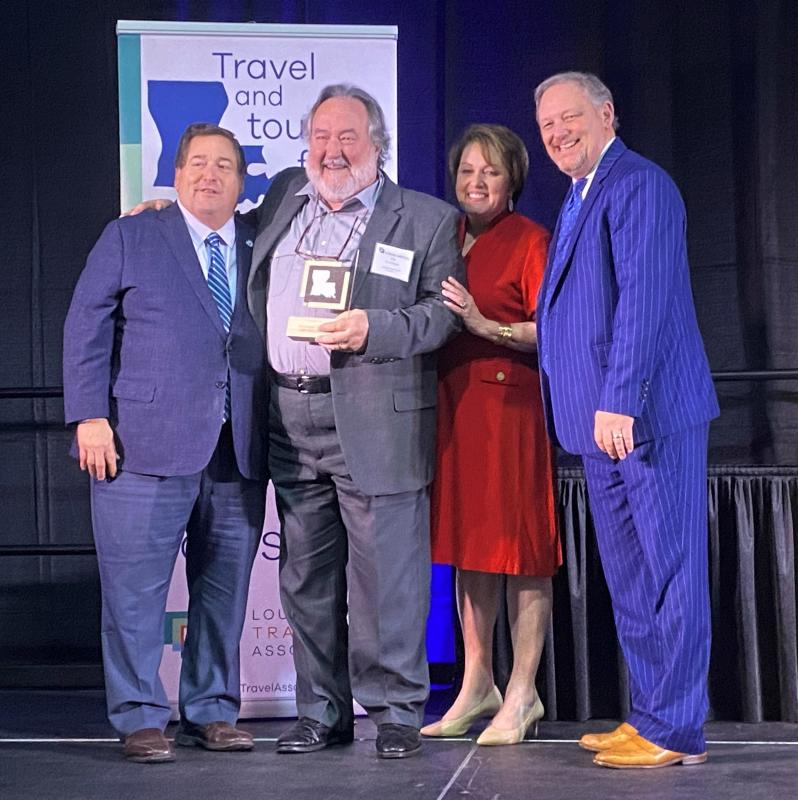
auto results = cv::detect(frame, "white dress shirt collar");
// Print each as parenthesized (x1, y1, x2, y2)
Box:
(576, 136, 617, 198)
(177, 200, 236, 247)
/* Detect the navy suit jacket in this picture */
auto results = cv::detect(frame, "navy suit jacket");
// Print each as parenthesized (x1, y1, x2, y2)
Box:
(247, 168, 464, 495)
(537, 138, 719, 455)
(63, 204, 268, 479)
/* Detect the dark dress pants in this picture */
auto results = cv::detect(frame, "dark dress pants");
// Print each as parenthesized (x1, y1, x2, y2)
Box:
(269, 383, 431, 729)
(90, 423, 266, 735)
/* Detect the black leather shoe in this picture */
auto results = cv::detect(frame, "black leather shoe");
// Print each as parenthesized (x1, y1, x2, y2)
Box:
(175, 720, 254, 751)
(375, 724, 422, 759)
(276, 717, 354, 754)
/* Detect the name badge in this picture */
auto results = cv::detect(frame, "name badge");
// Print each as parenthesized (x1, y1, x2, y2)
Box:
(370, 243, 414, 282)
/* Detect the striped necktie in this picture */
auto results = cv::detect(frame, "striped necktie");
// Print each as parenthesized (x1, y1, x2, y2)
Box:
(205, 232, 233, 421)
(205, 232, 233, 331)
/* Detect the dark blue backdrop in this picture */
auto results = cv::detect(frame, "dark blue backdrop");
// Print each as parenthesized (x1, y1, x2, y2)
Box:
(3, 0, 797, 690)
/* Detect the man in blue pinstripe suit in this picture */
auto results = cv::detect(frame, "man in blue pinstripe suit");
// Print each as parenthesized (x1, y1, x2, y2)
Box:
(534, 72, 719, 768)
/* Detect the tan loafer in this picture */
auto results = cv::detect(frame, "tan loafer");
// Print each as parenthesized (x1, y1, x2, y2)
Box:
(593, 733, 707, 769)
(579, 721, 637, 752)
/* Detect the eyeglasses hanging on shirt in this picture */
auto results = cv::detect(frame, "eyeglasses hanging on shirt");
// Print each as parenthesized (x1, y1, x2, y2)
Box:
(286, 205, 365, 342)
(293, 207, 366, 262)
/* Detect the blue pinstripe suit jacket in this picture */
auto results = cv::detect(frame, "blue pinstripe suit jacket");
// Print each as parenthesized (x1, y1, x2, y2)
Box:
(537, 138, 719, 455)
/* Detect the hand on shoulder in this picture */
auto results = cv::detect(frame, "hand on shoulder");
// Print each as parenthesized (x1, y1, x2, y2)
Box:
(121, 198, 173, 217)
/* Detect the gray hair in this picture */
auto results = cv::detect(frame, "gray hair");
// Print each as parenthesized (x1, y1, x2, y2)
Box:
(534, 72, 620, 131)
(302, 83, 391, 168)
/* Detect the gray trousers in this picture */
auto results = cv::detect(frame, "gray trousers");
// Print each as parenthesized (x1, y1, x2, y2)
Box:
(269, 382, 431, 729)
(90, 423, 266, 735)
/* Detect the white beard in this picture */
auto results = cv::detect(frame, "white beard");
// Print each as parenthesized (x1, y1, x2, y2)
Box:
(306, 156, 378, 204)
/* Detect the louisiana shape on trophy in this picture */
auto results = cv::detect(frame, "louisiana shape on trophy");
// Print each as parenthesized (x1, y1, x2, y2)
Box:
(286, 251, 359, 341)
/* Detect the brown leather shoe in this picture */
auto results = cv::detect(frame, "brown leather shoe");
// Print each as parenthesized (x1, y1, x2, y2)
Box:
(593, 733, 708, 769)
(579, 722, 637, 752)
(175, 720, 254, 751)
(122, 728, 174, 763)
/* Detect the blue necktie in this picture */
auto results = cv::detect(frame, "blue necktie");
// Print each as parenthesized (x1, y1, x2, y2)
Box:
(552, 178, 587, 274)
(205, 232, 233, 421)
(540, 178, 587, 373)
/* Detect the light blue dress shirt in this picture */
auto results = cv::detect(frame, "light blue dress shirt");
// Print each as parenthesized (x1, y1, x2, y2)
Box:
(177, 200, 238, 304)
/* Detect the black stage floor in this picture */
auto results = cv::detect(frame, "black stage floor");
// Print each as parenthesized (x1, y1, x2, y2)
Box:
(1, 689, 797, 800)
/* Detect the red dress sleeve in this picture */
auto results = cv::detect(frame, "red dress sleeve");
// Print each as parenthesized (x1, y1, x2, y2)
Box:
(519, 225, 551, 320)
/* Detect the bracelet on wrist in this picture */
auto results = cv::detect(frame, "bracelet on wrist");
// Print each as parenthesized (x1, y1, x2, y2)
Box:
(497, 324, 513, 343)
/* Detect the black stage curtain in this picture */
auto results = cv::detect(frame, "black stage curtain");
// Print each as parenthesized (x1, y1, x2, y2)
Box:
(3, 469, 797, 722)
(485, 468, 798, 722)
(1, 1, 797, 717)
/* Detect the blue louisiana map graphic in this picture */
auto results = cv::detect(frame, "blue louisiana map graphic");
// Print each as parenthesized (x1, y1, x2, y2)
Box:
(147, 80, 272, 204)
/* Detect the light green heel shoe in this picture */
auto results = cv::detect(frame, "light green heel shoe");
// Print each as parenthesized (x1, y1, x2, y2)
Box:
(420, 686, 503, 737)
(476, 695, 544, 746)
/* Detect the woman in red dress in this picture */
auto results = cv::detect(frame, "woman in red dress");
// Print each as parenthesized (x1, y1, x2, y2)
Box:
(422, 125, 561, 745)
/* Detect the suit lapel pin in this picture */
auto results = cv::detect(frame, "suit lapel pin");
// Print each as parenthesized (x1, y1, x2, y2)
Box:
(245, 239, 254, 248)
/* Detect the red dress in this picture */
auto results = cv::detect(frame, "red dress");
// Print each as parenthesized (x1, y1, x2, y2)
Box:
(430, 212, 561, 576)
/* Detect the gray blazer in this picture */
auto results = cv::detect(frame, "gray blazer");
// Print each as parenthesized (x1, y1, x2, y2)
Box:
(247, 168, 464, 495)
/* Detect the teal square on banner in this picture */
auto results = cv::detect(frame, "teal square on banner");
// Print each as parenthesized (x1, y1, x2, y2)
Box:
(118, 34, 141, 145)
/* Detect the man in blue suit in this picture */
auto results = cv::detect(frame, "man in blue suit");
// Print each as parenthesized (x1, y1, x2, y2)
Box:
(63, 124, 268, 762)
(534, 73, 719, 768)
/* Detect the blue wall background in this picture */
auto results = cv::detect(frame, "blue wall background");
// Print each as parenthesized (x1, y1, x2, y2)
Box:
(3, 0, 797, 682)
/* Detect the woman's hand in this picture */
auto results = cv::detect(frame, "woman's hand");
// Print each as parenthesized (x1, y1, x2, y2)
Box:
(442, 276, 489, 336)
(442, 275, 537, 352)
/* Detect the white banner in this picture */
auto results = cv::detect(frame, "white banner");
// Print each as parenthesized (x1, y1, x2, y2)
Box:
(118, 21, 398, 212)
(161, 486, 297, 718)
(117, 21, 398, 719)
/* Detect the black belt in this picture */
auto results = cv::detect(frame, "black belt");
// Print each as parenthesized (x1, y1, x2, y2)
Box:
(272, 372, 331, 394)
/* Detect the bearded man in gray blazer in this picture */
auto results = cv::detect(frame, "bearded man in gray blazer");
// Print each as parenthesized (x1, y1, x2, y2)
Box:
(247, 84, 463, 759)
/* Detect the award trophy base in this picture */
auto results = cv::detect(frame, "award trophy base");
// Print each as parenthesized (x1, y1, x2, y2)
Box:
(287, 316, 325, 341)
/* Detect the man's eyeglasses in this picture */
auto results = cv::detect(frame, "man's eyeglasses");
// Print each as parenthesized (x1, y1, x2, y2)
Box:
(294, 210, 365, 262)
